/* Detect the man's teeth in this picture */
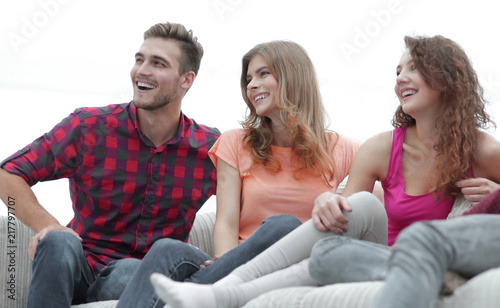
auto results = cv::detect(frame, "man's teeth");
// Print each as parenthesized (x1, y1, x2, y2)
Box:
(255, 94, 269, 102)
(402, 90, 416, 98)
(138, 82, 156, 89)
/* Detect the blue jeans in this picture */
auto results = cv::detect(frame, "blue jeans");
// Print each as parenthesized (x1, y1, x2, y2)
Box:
(116, 214, 302, 308)
(370, 215, 500, 308)
(27, 231, 141, 307)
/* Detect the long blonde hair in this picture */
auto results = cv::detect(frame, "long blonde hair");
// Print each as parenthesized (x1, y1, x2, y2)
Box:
(240, 41, 336, 184)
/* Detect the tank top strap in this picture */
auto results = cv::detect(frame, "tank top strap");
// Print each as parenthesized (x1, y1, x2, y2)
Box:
(383, 127, 407, 187)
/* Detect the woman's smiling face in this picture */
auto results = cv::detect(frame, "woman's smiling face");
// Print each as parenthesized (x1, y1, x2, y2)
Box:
(395, 49, 442, 118)
(245, 54, 280, 120)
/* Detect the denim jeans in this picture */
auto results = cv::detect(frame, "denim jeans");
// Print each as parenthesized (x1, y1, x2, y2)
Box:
(309, 236, 391, 285)
(370, 215, 500, 308)
(116, 214, 302, 308)
(27, 231, 140, 307)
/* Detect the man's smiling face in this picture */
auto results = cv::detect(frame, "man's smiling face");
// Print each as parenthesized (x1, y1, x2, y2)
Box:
(130, 37, 183, 111)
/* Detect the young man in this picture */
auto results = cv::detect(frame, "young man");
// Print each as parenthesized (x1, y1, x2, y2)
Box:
(0, 22, 219, 306)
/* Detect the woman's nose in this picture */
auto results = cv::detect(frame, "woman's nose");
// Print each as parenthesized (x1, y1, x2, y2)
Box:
(396, 71, 409, 84)
(246, 78, 259, 90)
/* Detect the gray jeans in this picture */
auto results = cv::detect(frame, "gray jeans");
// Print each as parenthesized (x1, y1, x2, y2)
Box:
(310, 215, 500, 308)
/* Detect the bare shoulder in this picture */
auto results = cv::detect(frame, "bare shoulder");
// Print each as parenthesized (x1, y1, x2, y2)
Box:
(349, 131, 393, 182)
(360, 131, 392, 159)
(474, 131, 500, 181)
(476, 131, 500, 161)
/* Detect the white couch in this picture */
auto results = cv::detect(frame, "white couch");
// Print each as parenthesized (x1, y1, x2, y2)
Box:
(2, 205, 500, 308)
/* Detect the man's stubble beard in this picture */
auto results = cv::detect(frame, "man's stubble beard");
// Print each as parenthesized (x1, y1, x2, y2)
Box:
(133, 79, 180, 111)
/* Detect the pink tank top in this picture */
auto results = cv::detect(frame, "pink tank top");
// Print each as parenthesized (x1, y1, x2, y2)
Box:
(382, 127, 454, 245)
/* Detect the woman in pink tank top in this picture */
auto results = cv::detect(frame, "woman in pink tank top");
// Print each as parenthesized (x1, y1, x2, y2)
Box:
(312, 35, 500, 238)
(307, 34, 500, 293)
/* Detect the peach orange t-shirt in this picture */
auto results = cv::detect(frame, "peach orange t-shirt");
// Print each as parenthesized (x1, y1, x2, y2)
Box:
(208, 129, 360, 243)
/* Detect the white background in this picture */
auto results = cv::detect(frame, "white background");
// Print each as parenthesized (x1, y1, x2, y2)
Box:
(1, 0, 500, 224)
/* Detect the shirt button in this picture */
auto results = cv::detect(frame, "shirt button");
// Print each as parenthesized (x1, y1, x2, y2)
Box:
(152, 154, 161, 164)
(150, 174, 158, 184)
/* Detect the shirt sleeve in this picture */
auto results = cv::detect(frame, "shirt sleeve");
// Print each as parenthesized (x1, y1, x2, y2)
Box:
(208, 129, 244, 171)
(1, 110, 84, 186)
(332, 133, 362, 181)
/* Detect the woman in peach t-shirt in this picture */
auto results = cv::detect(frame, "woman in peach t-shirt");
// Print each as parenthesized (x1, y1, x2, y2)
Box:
(198, 40, 361, 283)
(147, 40, 361, 298)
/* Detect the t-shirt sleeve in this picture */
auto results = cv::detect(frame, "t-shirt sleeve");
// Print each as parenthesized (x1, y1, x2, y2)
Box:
(208, 129, 245, 171)
(331, 133, 362, 182)
(1, 110, 84, 186)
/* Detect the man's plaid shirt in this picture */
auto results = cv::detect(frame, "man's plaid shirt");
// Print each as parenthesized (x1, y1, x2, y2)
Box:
(1, 102, 219, 272)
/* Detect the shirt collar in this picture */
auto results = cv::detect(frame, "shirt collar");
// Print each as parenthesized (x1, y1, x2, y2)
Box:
(128, 101, 190, 150)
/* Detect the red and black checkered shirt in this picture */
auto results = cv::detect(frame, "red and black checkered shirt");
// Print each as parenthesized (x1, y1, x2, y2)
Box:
(462, 188, 500, 215)
(1, 102, 219, 272)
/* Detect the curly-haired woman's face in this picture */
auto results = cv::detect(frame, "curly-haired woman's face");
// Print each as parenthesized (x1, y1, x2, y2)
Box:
(395, 50, 441, 118)
(245, 54, 279, 121)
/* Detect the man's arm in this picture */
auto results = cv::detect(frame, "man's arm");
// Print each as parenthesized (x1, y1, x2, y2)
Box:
(0, 168, 81, 259)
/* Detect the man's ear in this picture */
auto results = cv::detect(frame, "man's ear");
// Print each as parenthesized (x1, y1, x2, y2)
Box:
(180, 71, 196, 90)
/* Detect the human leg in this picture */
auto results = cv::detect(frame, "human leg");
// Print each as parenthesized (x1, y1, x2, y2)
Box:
(27, 231, 95, 307)
(148, 192, 386, 307)
(309, 236, 391, 285)
(370, 215, 500, 308)
(116, 238, 210, 308)
(150, 259, 315, 308)
(87, 258, 141, 302)
(218, 191, 387, 285)
(186, 214, 302, 284)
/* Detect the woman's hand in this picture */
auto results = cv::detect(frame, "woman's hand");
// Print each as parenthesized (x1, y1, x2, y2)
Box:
(456, 178, 500, 206)
(199, 255, 219, 269)
(312, 192, 351, 234)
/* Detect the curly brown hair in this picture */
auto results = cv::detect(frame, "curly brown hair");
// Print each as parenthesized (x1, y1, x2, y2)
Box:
(240, 41, 336, 184)
(392, 35, 495, 198)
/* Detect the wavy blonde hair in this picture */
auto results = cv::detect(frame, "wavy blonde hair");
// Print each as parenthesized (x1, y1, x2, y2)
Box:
(240, 41, 336, 184)
(392, 35, 495, 198)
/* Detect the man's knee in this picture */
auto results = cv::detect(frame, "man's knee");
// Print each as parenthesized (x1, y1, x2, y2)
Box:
(35, 231, 83, 261)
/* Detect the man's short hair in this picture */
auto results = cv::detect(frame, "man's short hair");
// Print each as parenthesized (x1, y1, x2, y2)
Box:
(144, 22, 204, 76)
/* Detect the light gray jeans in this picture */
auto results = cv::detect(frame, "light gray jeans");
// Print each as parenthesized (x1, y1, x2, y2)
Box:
(310, 215, 500, 308)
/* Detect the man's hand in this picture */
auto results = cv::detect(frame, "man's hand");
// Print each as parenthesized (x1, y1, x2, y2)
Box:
(29, 224, 82, 260)
(456, 178, 500, 206)
(312, 192, 351, 234)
